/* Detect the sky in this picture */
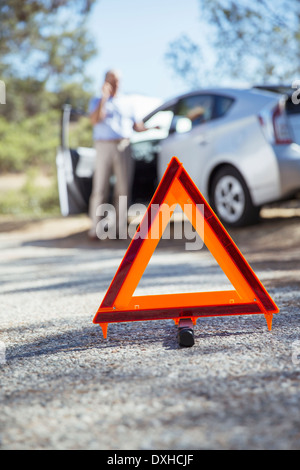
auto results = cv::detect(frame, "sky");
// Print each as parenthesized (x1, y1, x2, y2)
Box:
(86, 0, 208, 102)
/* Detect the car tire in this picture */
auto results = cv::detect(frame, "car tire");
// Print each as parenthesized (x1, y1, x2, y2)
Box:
(209, 166, 260, 227)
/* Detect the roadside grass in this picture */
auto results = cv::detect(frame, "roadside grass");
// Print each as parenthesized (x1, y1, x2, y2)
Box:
(0, 110, 93, 219)
(0, 168, 60, 217)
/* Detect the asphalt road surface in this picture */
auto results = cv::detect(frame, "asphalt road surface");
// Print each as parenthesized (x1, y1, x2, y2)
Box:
(1, 203, 300, 450)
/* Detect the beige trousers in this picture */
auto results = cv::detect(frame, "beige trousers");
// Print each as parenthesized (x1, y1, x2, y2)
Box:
(89, 139, 132, 237)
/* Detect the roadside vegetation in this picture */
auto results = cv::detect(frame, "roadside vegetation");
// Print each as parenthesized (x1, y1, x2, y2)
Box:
(0, 92, 93, 217)
(0, 0, 96, 218)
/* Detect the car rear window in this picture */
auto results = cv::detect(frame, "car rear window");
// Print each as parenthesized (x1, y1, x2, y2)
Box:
(285, 97, 300, 115)
(176, 95, 214, 125)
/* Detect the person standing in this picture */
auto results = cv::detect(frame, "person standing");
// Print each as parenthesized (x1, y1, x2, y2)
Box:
(88, 69, 148, 240)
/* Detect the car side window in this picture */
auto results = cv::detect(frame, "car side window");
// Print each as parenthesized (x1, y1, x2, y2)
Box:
(214, 95, 235, 118)
(171, 95, 214, 134)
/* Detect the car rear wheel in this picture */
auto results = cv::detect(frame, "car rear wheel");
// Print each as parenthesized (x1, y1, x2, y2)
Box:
(210, 166, 260, 227)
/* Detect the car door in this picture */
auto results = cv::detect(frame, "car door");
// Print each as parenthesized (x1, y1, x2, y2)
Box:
(131, 106, 175, 202)
(56, 105, 95, 216)
(158, 94, 216, 192)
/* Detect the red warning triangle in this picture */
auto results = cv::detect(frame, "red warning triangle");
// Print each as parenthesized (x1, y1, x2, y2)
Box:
(93, 157, 279, 337)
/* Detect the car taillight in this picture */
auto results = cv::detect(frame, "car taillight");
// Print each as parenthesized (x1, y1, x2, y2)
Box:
(272, 101, 293, 144)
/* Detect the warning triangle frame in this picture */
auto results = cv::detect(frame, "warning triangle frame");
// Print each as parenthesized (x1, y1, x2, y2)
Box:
(93, 157, 279, 336)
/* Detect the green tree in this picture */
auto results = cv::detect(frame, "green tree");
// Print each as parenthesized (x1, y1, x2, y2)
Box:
(165, 35, 203, 89)
(165, 0, 300, 86)
(0, 0, 96, 82)
(0, 0, 97, 119)
(0, 0, 98, 217)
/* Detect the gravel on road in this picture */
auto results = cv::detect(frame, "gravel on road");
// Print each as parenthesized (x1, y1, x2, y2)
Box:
(1, 209, 300, 450)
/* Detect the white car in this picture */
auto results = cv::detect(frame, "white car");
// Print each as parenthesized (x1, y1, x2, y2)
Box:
(56, 87, 300, 227)
(131, 86, 300, 226)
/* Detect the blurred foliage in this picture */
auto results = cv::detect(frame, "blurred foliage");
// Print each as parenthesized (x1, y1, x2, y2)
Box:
(0, 0, 97, 85)
(0, 111, 59, 172)
(166, 0, 300, 85)
(165, 35, 203, 90)
(0, 169, 60, 216)
(0, 102, 94, 215)
(2, 77, 93, 122)
(0, 0, 98, 216)
(200, 0, 300, 82)
(69, 115, 93, 149)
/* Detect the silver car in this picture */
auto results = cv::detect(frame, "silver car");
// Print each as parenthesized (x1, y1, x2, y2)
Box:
(57, 87, 300, 227)
(131, 86, 300, 226)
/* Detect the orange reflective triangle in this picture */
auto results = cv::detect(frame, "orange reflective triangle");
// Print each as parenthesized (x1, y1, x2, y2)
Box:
(93, 157, 279, 337)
